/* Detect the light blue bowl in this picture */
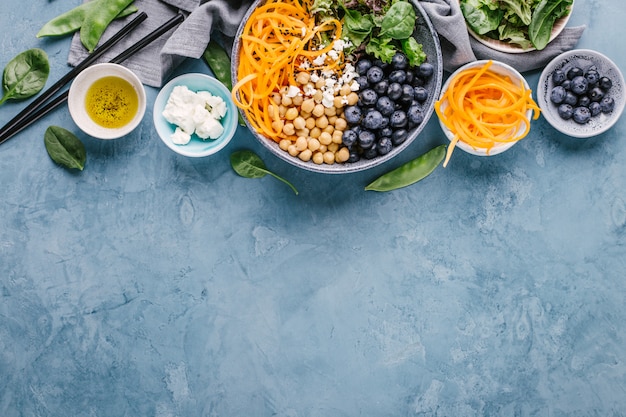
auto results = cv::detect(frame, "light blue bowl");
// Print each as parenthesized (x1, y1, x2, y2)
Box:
(153, 73, 237, 157)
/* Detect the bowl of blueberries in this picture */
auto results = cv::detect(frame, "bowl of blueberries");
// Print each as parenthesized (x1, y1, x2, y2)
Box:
(232, 0, 444, 174)
(537, 49, 625, 138)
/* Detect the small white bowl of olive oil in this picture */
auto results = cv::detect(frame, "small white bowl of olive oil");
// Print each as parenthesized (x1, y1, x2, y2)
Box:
(68, 63, 146, 139)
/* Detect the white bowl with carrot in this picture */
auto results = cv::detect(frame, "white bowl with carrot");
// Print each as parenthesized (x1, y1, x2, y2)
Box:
(435, 60, 541, 166)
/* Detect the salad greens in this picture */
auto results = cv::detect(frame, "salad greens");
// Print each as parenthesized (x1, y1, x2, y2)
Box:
(310, 0, 426, 66)
(460, 0, 573, 50)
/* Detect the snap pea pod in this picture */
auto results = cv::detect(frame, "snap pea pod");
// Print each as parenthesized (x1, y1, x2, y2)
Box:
(37, 1, 138, 38)
(80, 0, 135, 52)
(365, 144, 446, 192)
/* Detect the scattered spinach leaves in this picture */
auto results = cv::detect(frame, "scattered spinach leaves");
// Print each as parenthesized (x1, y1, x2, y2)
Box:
(365, 144, 446, 192)
(230, 150, 298, 195)
(44, 126, 86, 171)
(0, 49, 50, 106)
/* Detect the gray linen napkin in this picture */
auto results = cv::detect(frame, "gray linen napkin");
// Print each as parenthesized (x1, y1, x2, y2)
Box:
(419, 0, 585, 73)
(68, 0, 252, 87)
(68, 0, 584, 88)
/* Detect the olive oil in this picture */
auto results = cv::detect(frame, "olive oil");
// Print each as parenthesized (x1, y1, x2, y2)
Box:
(85, 76, 138, 128)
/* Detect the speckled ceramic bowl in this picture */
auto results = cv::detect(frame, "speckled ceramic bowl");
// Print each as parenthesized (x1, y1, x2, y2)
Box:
(231, 0, 443, 174)
(537, 49, 625, 138)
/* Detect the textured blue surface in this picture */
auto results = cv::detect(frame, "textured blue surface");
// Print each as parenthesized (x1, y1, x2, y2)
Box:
(1, 2, 625, 416)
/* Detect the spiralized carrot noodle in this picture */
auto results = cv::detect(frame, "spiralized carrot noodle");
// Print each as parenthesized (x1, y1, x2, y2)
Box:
(434, 60, 541, 167)
(231, 0, 343, 142)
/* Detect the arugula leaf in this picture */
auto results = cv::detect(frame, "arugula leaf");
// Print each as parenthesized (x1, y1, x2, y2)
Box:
(402, 37, 426, 67)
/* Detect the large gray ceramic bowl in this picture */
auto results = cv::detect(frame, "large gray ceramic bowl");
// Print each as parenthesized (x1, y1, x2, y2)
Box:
(231, 0, 443, 174)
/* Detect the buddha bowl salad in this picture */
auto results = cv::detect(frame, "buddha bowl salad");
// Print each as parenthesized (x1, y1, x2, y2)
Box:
(233, 0, 437, 165)
(460, 0, 573, 50)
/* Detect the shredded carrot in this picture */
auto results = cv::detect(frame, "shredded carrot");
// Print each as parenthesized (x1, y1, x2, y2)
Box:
(232, 0, 343, 143)
(435, 60, 541, 167)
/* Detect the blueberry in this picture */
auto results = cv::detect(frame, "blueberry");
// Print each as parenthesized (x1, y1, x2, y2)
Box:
(359, 88, 378, 107)
(373, 80, 389, 96)
(348, 150, 360, 163)
(589, 86, 605, 102)
(400, 84, 415, 105)
(377, 137, 393, 155)
(550, 86, 567, 104)
(387, 70, 406, 85)
(561, 79, 572, 90)
(570, 76, 588, 95)
(411, 74, 425, 87)
(358, 129, 376, 149)
(356, 59, 373, 75)
(589, 101, 602, 116)
(391, 128, 408, 146)
(585, 69, 600, 86)
(390, 110, 407, 128)
(599, 76, 613, 90)
(376, 96, 395, 116)
(414, 86, 428, 103)
(418, 62, 435, 78)
(343, 105, 362, 125)
(379, 127, 393, 138)
(387, 83, 403, 101)
(567, 66, 584, 80)
(391, 52, 409, 70)
(366, 66, 384, 84)
(342, 128, 358, 147)
(564, 91, 578, 106)
(405, 71, 414, 85)
(558, 103, 574, 120)
(552, 69, 567, 85)
(362, 110, 385, 130)
(363, 144, 379, 159)
(600, 96, 615, 113)
(356, 75, 369, 89)
(572, 106, 591, 124)
(407, 105, 424, 125)
(577, 95, 591, 107)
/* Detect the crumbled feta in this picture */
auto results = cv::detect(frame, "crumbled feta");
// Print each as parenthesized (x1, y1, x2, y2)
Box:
(285, 85, 301, 98)
(162, 85, 227, 144)
(312, 53, 327, 67)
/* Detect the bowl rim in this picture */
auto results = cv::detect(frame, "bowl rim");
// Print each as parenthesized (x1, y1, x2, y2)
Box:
(536, 48, 626, 138)
(437, 59, 533, 156)
(68, 62, 146, 140)
(153, 72, 238, 158)
(230, 0, 444, 174)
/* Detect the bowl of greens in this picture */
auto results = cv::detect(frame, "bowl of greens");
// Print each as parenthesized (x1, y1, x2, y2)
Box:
(459, 0, 574, 53)
(231, 0, 443, 174)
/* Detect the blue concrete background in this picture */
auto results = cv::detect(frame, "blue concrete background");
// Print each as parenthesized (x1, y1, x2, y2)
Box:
(1, 1, 625, 416)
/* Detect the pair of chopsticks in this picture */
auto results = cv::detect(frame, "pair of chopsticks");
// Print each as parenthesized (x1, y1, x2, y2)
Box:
(0, 11, 185, 146)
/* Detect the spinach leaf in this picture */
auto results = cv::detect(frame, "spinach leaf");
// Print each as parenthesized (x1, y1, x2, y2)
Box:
(0, 49, 50, 106)
(44, 126, 86, 171)
(365, 144, 446, 192)
(230, 150, 298, 195)
(529, 0, 573, 50)
(379, 1, 416, 40)
(460, 0, 503, 35)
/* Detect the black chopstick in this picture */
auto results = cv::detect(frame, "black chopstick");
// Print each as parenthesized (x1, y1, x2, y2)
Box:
(0, 11, 148, 145)
(0, 12, 185, 142)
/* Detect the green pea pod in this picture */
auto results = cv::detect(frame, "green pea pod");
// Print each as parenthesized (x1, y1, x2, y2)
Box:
(80, 0, 135, 52)
(37, 1, 138, 38)
(365, 144, 446, 192)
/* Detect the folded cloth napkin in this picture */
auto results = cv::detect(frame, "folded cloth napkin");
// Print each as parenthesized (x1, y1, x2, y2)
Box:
(68, 0, 252, 87)
(419, 0, 585, 73)
(68, 0, 584, 88)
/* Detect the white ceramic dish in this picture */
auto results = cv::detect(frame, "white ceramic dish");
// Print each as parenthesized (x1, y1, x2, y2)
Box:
(437, 60, 534, 156)
(537, 49, 625, 138)
(153, 73, 238, 158)
(68, 63, 146, 139)
(461, 0, 574, 54)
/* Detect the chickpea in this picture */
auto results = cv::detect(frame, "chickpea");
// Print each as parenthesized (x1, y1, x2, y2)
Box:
(292, 95, 303, 107)
(300, 111, 312, 120)
(333, 96, 345, 109)
(312, 103, 325, 118)
(319, 131, 332, 146)
(316, 115, 329, 129)
(295, 136, 308, 152)
(328, 115, 338, 126)
(293, 116, 306, 130)
(296, 71, 310, 85)
(279, 139, 291, 151)
(307, 137, 321, 152)
(319, 144, 328, 153)
(309, 127, 322, 139)
(339, 84, 352, 96)
(278, 104, 287, 117)
(282, 122, 295, 136)
(281, 95, 293, 107)
(328, 143, 339, 153)
(285, 107, 299, 121)
(312, 151, 324, 165)
(313, 90, 323, 103)
(298, 149, 312, 162)
(305, 117, 316, 130)
(315, 78, 325, 89)
(334, 116, 347, 131)
(271, 92, 281, 105)
(287, 144, 299, 157)
(336, 147, 350, 163)
(272, 120, 284, 133)
(332, 130, 343, 144)
(295, 128, 310, 138)
(346, 92, 359, 105)
(323, 151, 335, 165)
(324, 106, 337, 117)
